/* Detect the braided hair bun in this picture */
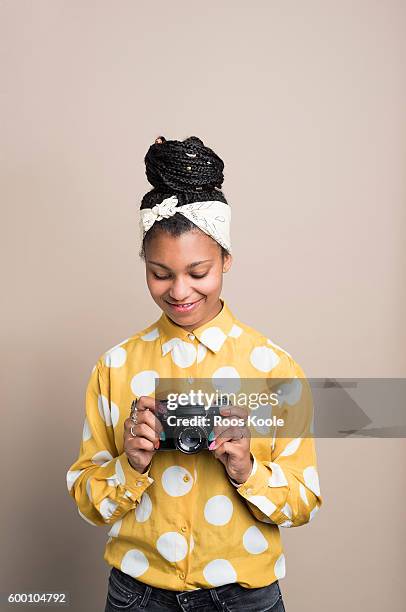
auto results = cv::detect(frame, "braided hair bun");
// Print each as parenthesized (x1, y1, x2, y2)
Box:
(144, 135, 224, 192)
(139, 135, 229, 260)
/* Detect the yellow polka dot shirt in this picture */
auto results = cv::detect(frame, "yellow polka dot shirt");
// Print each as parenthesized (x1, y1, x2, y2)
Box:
(66, 298, 322, 590)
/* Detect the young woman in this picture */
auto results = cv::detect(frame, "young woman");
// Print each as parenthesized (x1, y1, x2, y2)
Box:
(67, 135, 322, 612)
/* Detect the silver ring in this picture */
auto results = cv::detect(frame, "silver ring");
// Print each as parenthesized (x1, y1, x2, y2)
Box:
(130, 425, 137, 437)
(130, 399, 138, 424)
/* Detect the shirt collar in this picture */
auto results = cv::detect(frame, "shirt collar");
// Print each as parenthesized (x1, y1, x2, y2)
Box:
(157, 297, 237, 357)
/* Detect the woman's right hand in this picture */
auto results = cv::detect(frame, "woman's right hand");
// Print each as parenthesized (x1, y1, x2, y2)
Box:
(123, 396, 165, 474)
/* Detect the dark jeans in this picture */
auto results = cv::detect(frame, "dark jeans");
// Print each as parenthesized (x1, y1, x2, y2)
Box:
(104, 567, 286, 612)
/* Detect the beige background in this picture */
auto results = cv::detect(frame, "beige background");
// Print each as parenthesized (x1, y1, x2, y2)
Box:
(1, 1, 405, 610)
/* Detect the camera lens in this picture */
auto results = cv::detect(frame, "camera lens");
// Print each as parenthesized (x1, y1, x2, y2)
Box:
(176, 427, 204, 454)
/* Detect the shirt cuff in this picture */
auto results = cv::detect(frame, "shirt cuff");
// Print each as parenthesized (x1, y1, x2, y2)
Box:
(115, 452, 154, 497)
(229, 453, 257, 487)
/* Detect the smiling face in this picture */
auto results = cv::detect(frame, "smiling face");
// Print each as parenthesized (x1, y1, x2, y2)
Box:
(144, 229, 233, 332)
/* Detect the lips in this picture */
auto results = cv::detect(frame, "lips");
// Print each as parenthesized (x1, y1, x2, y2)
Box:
(165, 297, 204, 313)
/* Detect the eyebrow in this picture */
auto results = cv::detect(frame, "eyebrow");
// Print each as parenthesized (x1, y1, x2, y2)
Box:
(147, 259, 213, 270)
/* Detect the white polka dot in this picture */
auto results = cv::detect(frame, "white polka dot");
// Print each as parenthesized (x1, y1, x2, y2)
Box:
(250, 346, 280, 373)
(267, 338, 292, 359)
(200, 327, 227, 352)
(78, 508, 97, 526)
(257, 516, 274, 524)
(251, 455, 258, 476)
(280, 438, 302, 457)
(111, 402, 120, 428)
(309, 503, 319, 521)
(66, 469, 83, 491)
(303, 466, 320, 496)
(171, 341, 197, 368)
(189, 534, 195, 553)
(161, 466, 194, 497)
(251, 412, 272, 435)
(98, 395, 112, 426)
(99, 498, 119, 520)
(212, 366, 241, 394)
(106, 474, 120, 487)
(203, 559, 237, 586)
(108, 518, 122, 537)
(156, 531, 188, 562)
(246, 495, 277, 517)
(243, 526, 269, 554)
(141, 327, 159, 341)
(299, 483, 309, 506)
(197, 343, 207, 363)
(228, 324, 243, 338)
(91, 450, 114, 466)
(267, 463, 288, 487)
(161, 337, 182, 356)
(86, 478, 93, 502)
(116, 458, 125, 485)
(277, 379, 302, 406)
(131, 370, 159, 397)
(104, 347, 127, 368)
(282, 503, 292, 519)
(204, 495, 233, 526)
(274, 553, 286, 579)
(135, 492, 152, 522)
(121, 549, 149, 578)
(82, 417, 91, 441)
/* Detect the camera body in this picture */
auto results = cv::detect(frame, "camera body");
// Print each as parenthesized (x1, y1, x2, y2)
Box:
(156, 397, 230, 454)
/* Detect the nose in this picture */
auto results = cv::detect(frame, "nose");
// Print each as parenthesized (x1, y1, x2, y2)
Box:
(168, 276, 193, 302)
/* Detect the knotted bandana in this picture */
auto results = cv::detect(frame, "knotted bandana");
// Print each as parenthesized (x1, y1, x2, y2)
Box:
(140, 195, 232, 253)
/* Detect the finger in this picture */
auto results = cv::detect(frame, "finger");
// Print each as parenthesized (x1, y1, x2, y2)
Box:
(215, 422, 249, 439)
(211, 427, 250, 451)
(135, 396, 164, 413)
(127, 422, 160, 445)
(219, 405, 249, 421)
(213, 414, 246, 437)
(219, 427, 248, 443)
(124, 406, 164, 436)
(213, 440, 236, 460)
(125, 434, 156, 453)
(124, 420, 162, 450)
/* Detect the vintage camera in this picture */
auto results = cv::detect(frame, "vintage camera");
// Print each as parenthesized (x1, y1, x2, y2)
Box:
(156, 396, 230, 454)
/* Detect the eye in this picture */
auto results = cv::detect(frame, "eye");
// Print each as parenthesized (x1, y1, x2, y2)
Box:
(152, 273, 170, 280)
(190, 273, 207, 279)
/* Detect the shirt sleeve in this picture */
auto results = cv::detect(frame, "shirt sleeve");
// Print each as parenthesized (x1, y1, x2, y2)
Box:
(66, 360, 154, 526)
(232, 357, 323, 527)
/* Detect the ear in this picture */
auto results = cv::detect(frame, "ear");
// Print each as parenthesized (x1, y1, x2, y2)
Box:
(222, 253, 233, 273)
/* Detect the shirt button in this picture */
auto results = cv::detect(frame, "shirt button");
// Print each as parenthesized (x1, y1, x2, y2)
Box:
(136, 480, 143, 486)
(183, 475, 190, 482)
(188, 334, 195, 340)
(181, 525, 187, 532)
(179, 572, 186, 579)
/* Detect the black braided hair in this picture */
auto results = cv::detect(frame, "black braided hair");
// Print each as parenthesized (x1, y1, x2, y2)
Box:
(139, 135, 230, 260)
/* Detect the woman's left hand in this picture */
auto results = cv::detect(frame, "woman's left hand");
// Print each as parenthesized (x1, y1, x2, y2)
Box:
(209, 405, 253, 484)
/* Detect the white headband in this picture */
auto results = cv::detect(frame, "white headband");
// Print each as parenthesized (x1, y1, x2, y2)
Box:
(140, 195, 232, 253)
